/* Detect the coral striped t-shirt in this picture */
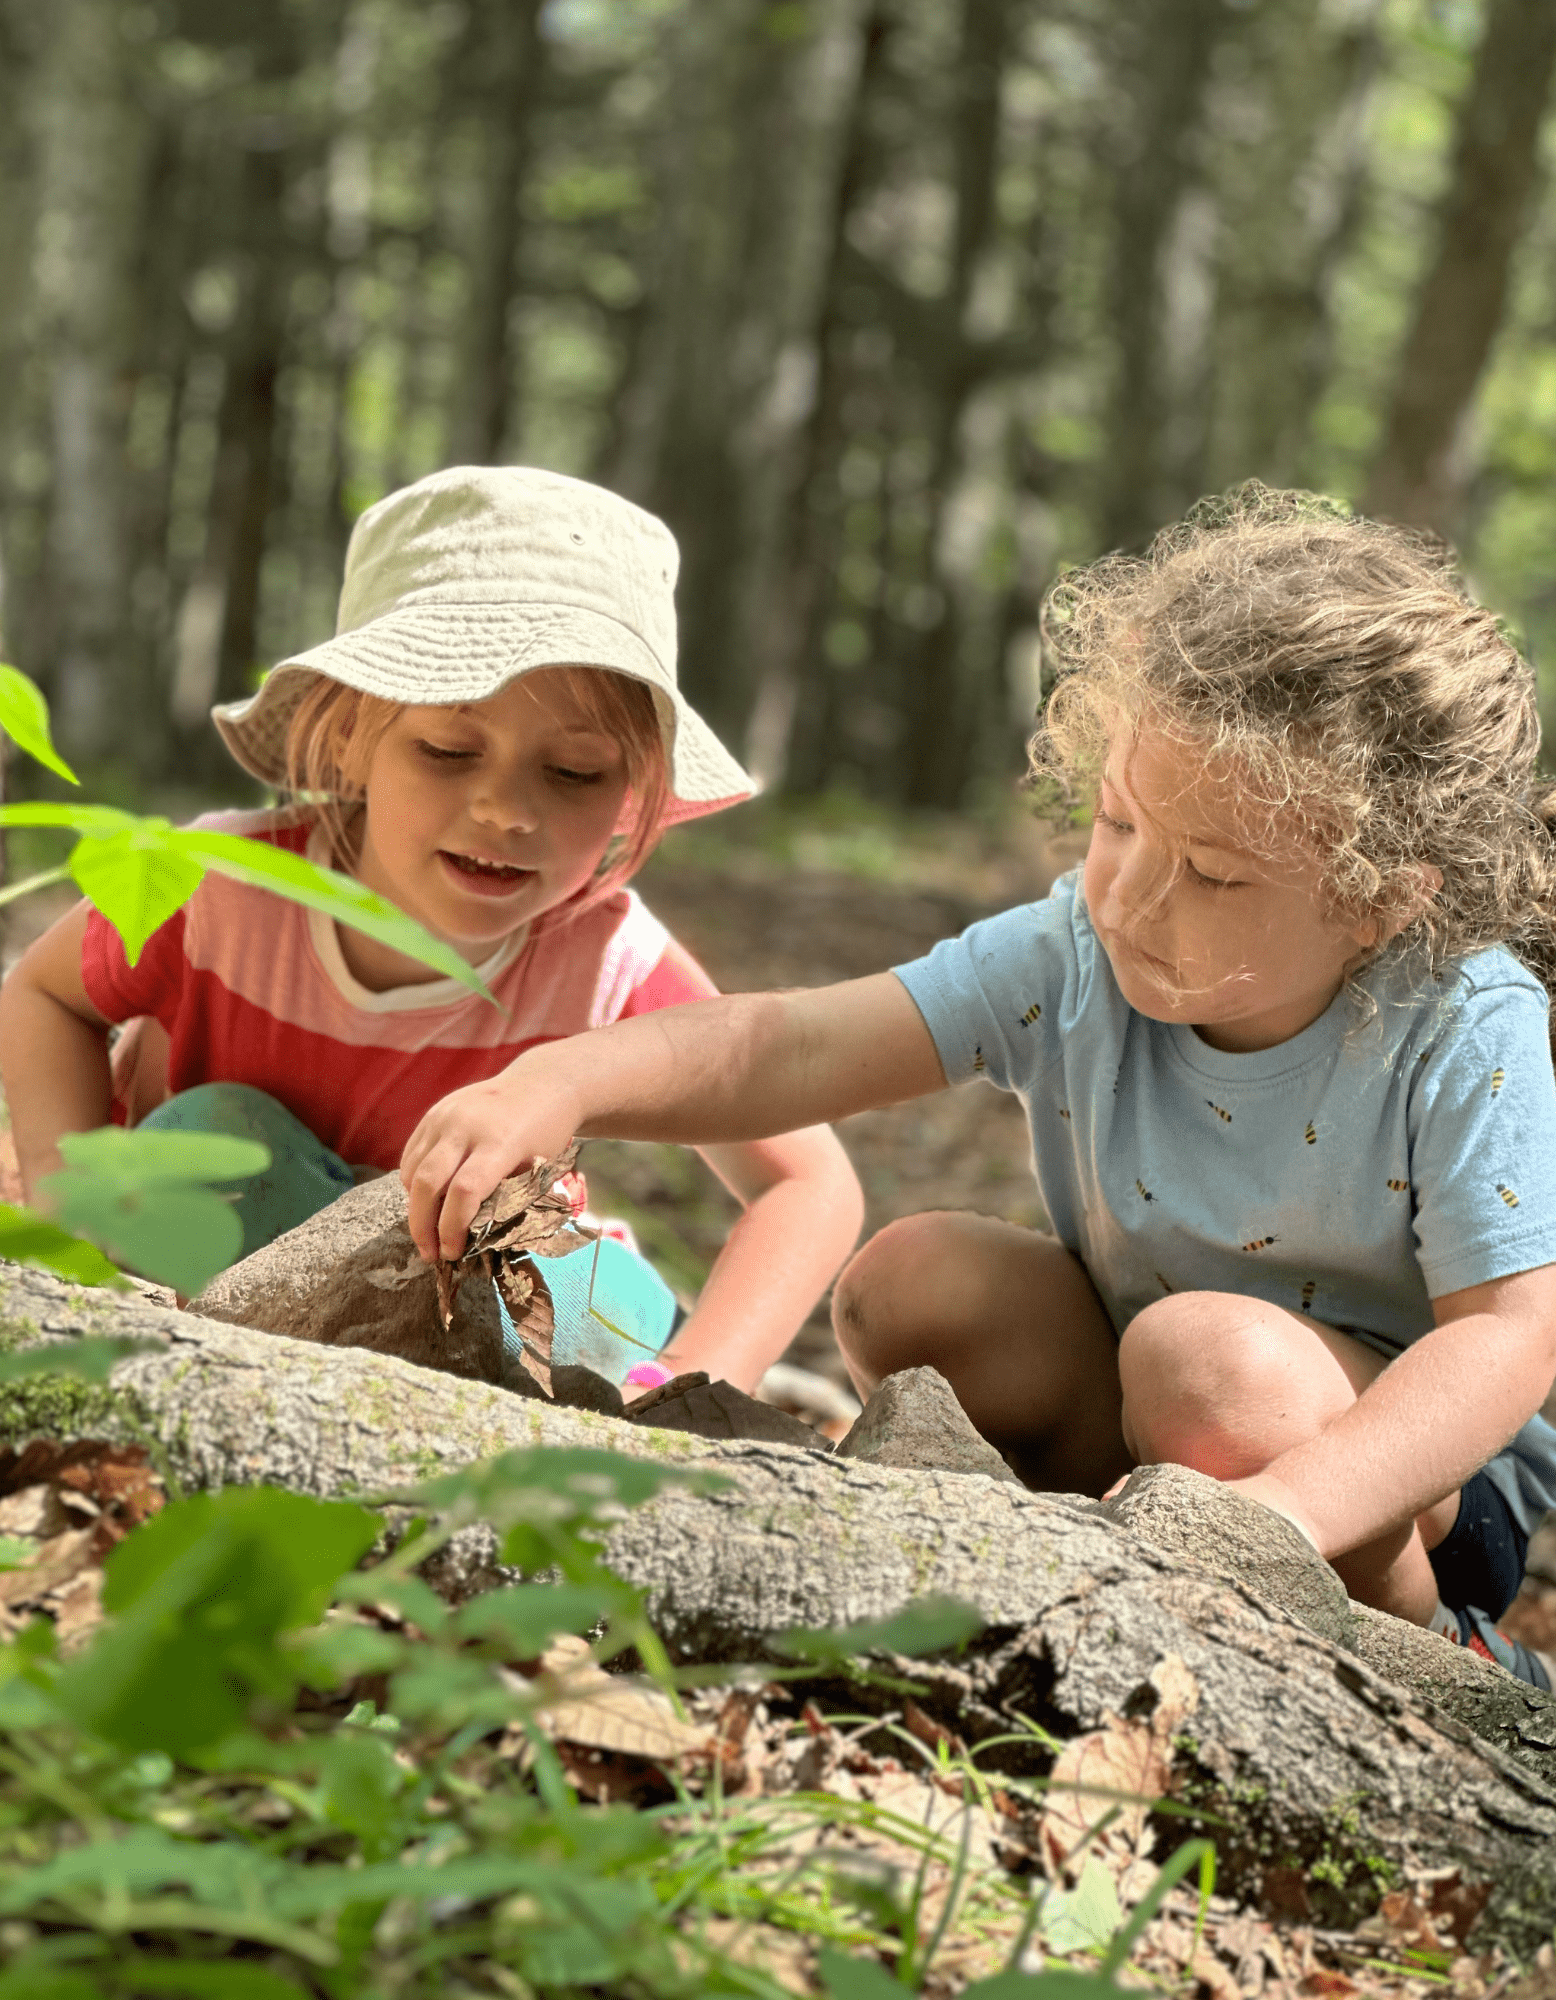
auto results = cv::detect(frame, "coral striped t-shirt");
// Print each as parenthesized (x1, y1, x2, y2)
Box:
(79, 808, 716, 1172)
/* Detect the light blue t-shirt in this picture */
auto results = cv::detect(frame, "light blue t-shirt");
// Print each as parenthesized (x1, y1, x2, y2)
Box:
(894, 872, 1556, 1529)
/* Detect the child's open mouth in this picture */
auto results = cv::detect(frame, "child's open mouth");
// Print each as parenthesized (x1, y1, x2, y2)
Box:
(439, 850, 536, 898)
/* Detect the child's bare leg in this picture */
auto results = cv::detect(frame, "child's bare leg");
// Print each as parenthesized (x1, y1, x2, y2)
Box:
(1117, 1293, 1455, 1624)
(831, 1212, 1132, 1495)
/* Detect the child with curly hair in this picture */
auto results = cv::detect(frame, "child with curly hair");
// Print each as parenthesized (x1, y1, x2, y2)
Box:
(403, 486, 1556, 1682)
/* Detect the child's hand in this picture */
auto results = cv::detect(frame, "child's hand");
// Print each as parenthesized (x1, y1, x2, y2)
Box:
(400, 1068, 581, 1262)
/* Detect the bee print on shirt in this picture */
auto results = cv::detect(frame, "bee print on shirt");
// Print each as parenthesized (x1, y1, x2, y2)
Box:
(1304, 1122, 1317, 1146)
(1497, 1183, 1520, 1208)
(1386, 1178, 1409, 1193)
(1058, 1106, 1071, 1121)
(972, 1045, 986, 1074)
(1206, 1101, 1231, 1124)
(1018, 1003, 1041, 1028)
(1300, 1279, 1316, 1313)
(1156, 1272, 1174, 1294)
(1491, 1067, 1505, 1097)
(1242, 1234, 1278, 1253)
(1136, 1180, 1155, 1203)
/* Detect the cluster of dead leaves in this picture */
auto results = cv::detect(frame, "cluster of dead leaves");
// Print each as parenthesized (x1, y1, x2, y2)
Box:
(434, 1145, 590, 1397)
(0, 1439, 164, 1650)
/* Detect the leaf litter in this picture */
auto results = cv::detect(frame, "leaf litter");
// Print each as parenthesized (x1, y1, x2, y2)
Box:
(0, 1438, 164, 1648)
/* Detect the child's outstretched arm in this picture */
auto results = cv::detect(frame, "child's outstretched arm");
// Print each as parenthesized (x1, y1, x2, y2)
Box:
(0, 903, 113, 1199)
(401, 972, 944, 1262)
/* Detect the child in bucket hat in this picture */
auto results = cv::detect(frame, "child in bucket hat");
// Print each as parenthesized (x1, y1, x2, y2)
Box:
(3, 465, 864, 1394)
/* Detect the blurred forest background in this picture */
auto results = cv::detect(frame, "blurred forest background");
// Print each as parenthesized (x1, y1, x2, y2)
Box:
(2, 0, 1556, 814)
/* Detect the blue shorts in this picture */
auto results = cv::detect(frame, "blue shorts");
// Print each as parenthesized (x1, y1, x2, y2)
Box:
(141, 1083, 678, 1385)
(1427, 1471, 1530, 1620)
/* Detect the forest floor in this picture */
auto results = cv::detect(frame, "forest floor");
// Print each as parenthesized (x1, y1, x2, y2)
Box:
(2, 802, 1555, 1991)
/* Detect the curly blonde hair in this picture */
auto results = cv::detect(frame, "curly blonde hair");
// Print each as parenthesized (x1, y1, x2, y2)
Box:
(281, 667, 671, 921)
(1029, 483, 1556, 1027)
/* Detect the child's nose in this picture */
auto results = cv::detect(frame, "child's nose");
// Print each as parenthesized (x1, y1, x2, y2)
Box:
(470, 782, 540, 833)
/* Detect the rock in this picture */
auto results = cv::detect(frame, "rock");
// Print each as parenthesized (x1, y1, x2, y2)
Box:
(1347, 1599, 1556, 1741)
(627, 1373, 828, 1450)
(835, 1366, 1019, 1484)
(1100, 1461, 1355, 1650)
(190, 1175, 504, 1384)
(549, 1364, 626, 1419)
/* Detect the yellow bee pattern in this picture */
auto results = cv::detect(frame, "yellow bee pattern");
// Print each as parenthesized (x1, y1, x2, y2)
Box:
(1386, 1178, 1409, 1193)
(1018, 1003, 1042, 1027)
(1206, 1101, 1231, 1124)
(1156, 1272, 1174, 1294)
(1058, 1106, 1071, 1121)
(1491, 1068, 1505, 1096)
(1242, 1234, 1278, 1253)
(1498, 1183, 1520, 1208)
(1304, 1122, 1317, 1146)
(1300, 1279, 1316, 1313)
(1135, 1179, 1155, 1203)
(972, 1045, 986, 1074)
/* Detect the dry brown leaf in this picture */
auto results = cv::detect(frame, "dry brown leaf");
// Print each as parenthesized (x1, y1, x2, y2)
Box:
(904, 1698, 965, 1756)
(1189, 1949, 1244, 2000)
(1038, 1654, 1200, 1887)
(1299, 1971, 1357, 1997)
(0, 1484, 70, 1538)
(510, 1633, 713, 1768)
(464, 1143, 582, 1259)
(0, 1527, 98, 1607)
(492, 1254, 556, 1397)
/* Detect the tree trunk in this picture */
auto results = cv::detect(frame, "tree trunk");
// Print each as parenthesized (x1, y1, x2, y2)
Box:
(445, 0, 547, 467)
(1362, 0, 1556, 532)
(5, 1261, 1556, 1948)
(31, 0, 152, 761)
(1098, 0, 1226, 556)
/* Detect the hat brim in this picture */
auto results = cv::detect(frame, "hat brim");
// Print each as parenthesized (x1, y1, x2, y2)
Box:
(212, 601, 756, 827)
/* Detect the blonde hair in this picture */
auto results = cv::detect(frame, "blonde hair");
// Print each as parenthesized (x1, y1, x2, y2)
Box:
(1029, 483, 1556, 1033)
(282, 668, 671, 920)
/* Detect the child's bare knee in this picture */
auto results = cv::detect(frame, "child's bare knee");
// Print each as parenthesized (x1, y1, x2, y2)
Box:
(831, 1213, 963, 1371)
(1120, 1294, 1324, 1478)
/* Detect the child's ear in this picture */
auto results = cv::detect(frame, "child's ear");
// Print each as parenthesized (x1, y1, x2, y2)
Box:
(1351, 864, 1443, 950)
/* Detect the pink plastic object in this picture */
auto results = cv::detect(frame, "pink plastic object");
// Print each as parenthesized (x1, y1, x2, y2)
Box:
(624, 1360, 674, 1390)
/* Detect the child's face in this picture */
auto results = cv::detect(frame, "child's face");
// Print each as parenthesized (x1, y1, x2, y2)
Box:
(1082, 727, 1375, 1053)
(353, 670, 633, 968)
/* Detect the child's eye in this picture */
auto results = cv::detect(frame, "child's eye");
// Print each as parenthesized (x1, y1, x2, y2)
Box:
(415, 740, 477, 764)
(1187, 859, 1243, 890)
(547, 765, 605, 786)
(1094, 809, 1132, 835)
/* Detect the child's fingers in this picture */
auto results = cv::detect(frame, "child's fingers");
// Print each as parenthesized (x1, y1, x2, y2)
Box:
(403, 1140, 470, 1261)
(434, 1143, 518, 1259)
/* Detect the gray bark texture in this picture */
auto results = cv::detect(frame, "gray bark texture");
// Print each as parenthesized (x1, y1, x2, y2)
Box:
(3, 1260, 1556, 1946)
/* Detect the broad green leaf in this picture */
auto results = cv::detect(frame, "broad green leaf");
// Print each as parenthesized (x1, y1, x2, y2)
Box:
(114, 1962, 309, 2000)
(816, 1946, 904, 1999)
(773, 1595, 984, 1664)
(0, 1535, 36, 1570)
(0, 1202, 126, 1288)
(452, 1581, 615, 1653)
(0, 801, 139, 836)
(0, 1969, 99, 2000)
(69, 823, 206, 966)
(0, 664, 78, 784)
(41, 1173, 244, 1296)
(333, 1567, 450, 1633)
(0, 1337, 155, 1382)
(55, 1487, 378, 1754)
(962, 1975, 1136, 2000)
(57, 1127, 270, 1185)
(180, 827, 495, 999)
(0, 1824, 291, 1914)
(316, 1730, 407, 1853)
(1037, 1854, 1123, 1957)
(294, 1621, 407, 1687)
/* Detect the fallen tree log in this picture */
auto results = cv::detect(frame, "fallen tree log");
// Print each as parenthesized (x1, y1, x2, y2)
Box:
(3, 1261, 1556, 1949)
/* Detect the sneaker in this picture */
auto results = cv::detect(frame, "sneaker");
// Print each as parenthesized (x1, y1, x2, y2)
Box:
(1451, 1604, 1554, 1689)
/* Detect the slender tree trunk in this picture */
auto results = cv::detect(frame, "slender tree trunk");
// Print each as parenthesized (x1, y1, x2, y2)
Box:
(757, 5, 893, 794)
(446, 0, 547, 466)
(1098, 0, 1226, 556)
(32, 0, 151, 761)
(898, 0, 1014, 808)
(1362, 0, 1556, 531)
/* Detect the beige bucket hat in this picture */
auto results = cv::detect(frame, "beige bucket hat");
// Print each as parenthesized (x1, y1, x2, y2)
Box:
(212, 464, 756, 827)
